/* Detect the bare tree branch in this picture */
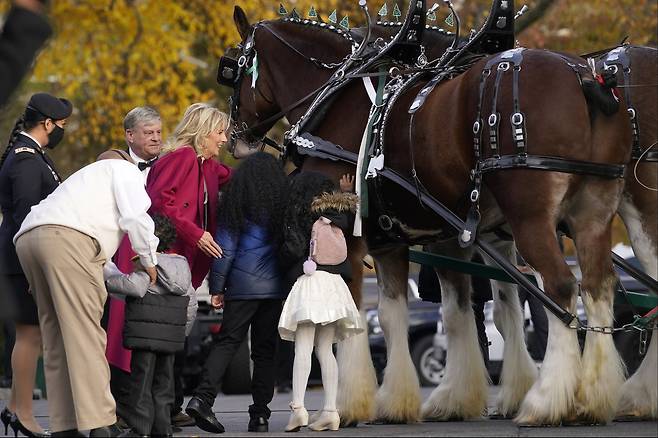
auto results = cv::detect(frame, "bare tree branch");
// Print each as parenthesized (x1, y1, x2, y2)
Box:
(515, 0, 557, 34)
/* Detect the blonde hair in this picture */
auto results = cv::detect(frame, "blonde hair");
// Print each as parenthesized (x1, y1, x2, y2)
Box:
(163, 103, 229, 154)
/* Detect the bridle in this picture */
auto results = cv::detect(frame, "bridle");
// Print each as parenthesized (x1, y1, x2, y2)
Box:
(218, 21, 355, 155)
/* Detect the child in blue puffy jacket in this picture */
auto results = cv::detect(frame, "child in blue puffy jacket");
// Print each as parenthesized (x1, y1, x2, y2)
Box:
(184, 152, 288, 434)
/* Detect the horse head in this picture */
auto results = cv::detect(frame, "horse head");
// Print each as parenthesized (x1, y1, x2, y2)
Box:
(223, 6, 353, 159)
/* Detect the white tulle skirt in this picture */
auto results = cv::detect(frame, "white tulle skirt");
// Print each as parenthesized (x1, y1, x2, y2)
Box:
(278, 271, 364, 343)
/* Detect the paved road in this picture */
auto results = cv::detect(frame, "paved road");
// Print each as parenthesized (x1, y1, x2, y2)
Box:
(2, 386, 656, 437)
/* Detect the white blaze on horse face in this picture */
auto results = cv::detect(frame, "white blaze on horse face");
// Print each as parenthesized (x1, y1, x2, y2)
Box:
(577, 290, 626, 423)
(336, 312, 377, 423)
(421, 274, 490, 420)
(515, 297, 581, 425)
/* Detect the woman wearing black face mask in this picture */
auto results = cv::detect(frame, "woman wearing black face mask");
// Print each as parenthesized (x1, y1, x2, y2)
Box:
(0, 92, 71, 437)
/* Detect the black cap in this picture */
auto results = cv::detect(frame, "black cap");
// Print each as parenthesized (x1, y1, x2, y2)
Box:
(24, 92, 73, 122)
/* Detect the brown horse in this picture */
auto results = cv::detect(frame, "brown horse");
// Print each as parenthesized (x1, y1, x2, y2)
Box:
(227, 7, 632, 426)
(402, 32, 657, 421)
(604, 44, 658, 420)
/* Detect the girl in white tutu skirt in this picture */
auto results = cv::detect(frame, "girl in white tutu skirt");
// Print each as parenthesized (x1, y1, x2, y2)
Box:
(278, 173, 363, 432)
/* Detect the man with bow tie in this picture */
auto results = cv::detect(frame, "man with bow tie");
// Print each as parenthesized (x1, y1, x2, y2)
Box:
(105, 106, 163, 426)
(124, 106, 162, 181)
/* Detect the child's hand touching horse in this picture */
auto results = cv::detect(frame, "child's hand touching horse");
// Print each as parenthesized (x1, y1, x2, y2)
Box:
(339, 174, 355, 193)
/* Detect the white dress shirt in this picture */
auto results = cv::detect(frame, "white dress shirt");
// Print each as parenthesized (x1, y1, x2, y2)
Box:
(15, 160, 158, 267)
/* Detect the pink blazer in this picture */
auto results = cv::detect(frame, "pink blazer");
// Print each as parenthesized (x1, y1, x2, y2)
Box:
(106, 146, 231, 371)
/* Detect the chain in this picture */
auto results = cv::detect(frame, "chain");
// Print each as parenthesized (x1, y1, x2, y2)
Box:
(573, 317, 656, 333)
(570, 316, 656, 355)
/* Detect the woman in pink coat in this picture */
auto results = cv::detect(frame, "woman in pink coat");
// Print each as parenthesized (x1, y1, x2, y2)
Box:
(146, 103, 232, 288)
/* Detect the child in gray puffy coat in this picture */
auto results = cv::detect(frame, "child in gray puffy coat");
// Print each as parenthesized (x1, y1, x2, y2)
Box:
(104, 214, 197, 436)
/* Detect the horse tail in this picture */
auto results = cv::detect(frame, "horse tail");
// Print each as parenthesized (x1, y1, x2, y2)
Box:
(581, 69, 620, 119)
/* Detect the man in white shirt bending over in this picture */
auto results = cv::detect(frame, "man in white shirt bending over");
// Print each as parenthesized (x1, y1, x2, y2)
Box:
(14, 155, 159, 436)
(124, 106, 162, 181)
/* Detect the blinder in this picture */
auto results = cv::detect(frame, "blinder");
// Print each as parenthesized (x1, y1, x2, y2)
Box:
(217, 47, 241, 88)
(219, 28, 265, 150)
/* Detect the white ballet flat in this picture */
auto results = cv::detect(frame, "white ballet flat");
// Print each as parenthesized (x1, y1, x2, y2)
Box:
(285, 404, 309, 432)
(308, 410, 340, 431)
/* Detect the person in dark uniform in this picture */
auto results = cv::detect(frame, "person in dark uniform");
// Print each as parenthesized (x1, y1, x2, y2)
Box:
(0, 92, 72, 437)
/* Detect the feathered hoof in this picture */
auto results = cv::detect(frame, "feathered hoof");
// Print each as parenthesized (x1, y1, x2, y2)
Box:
(337, 396, 375, 426)
(495, 369, 537, 419)
(374, 387, 421, 424)
(616, 380, 657, 421)
(514, 396, 575, 427)
(421, 385, 487, 422)
(575, 373, 623, 425)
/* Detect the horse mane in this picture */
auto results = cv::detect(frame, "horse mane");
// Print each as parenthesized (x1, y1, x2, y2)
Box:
(264, 17, 357, 62)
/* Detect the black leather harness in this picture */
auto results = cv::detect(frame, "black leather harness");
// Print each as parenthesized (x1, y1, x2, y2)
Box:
(596, 45, 658, 162)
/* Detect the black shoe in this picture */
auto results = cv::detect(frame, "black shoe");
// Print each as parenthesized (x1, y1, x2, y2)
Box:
(51, 430, 83, 437)
(1, 407, 13, 435)
(89, 423, 124, 437)
(115, 416, 129, 430)
(248, 416, 268, 432)
(9, 416, 50, 437)
(170, 411, 196, 427)
(185, 397, 224, 434)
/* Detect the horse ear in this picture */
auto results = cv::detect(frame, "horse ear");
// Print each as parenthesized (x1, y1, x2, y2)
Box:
(233, 6, 251, 41)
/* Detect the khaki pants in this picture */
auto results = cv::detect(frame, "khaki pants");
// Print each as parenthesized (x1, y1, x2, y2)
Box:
(16, 225, 116, 432)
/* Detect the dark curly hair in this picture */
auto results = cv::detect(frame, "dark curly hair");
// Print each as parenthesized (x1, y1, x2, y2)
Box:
(151, 214, 177, 252)
(216, 152, 287, 239)
(279, 171, 336, 265)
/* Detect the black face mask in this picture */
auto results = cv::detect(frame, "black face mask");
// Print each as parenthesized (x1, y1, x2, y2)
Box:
(46, 124, 65, 149)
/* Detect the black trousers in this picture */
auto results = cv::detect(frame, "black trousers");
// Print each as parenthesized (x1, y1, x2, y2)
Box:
(276, 338, 294, 387)
(123, 350, 175, 436)
(111, 364, 131, 422)
(195, 299, 282, 419)
(171, 347, 186, 415)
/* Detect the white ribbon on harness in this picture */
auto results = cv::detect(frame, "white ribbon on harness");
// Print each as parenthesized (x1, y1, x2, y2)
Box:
(354, 78, 383, 236)
(362, 77, 378, 105)
(353, 118, 370, 237)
